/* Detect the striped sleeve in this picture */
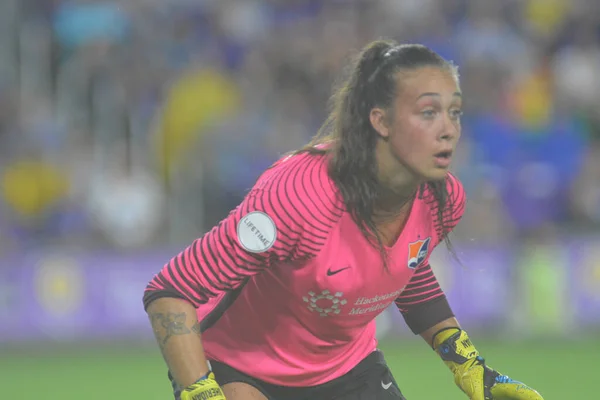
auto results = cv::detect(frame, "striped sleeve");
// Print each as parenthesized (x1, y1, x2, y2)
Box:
(143, 154, 343, 309)
(394, 174, 466, 334)
(394, 263, 453, 334)
(395, 263, 443, 311)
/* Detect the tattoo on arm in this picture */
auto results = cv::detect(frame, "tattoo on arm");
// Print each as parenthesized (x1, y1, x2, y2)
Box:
(191, 322, 202, 335)
(149, 312, 192, 347)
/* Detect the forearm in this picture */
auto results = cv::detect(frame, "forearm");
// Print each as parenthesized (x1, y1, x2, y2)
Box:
(419, 316, 460, 348)
(146, 297, 210, 387)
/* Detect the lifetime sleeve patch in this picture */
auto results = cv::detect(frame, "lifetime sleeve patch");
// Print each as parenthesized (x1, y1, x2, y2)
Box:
(236, 211, 277, 253)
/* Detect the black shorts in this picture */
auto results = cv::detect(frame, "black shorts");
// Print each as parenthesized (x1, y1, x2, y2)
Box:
(169, 349, 407, 400)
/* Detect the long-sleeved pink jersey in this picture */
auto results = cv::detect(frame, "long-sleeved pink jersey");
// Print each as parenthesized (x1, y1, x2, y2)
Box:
(144, 151, 465, 386)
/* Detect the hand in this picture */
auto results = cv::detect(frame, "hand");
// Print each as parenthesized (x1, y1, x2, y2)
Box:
(180, 372, 226, 400)
(433, 328, 543, 400)
(452, 356, 543, 400)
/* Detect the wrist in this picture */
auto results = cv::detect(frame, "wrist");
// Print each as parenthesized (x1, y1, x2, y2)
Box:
(192, 360, 213, 384)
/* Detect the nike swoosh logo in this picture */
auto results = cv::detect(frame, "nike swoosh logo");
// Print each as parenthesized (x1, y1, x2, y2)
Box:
(326, 266, 350, 276)
(381, 381, 392, 390)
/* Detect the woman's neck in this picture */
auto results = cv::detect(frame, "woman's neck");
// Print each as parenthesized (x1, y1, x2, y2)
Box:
(374, 140, 422, 216)
(374, 183, 418, 219)
(372, 181, 419, 246)
(375, 160, 421, 216)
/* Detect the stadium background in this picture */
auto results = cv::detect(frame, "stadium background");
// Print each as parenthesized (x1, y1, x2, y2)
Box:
(1, 0, 599, 398)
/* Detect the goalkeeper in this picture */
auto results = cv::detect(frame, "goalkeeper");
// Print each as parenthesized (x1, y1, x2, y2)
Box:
(143, 40, 544, 400)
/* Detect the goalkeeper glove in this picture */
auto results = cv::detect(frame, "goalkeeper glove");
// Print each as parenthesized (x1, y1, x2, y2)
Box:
(180, 372, 226, 400)
(433, 328, 544, 400)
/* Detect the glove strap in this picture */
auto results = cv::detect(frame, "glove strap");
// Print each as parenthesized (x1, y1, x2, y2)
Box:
(433, 328, 480, 367)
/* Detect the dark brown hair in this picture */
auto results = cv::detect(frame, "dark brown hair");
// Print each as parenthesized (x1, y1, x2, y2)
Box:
(297, 40, 459, 265)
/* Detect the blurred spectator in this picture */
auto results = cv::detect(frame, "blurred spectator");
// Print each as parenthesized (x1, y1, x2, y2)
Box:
(1, 149, 70, 242)
(53, 0, 130, 53)
(570, 144, 600, 229)
(152, 63, 241, 182)
(551, 21, 600, 115)
(85, 142, 165, 249)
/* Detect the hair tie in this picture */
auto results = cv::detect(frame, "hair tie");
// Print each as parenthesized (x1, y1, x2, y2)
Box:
(367, 46, 399, 83)
(383, 46, 400, 58)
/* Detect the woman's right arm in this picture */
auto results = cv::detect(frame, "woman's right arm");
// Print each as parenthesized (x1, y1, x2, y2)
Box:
(143, 156, 339, 387)
(146, 297, 209, 388)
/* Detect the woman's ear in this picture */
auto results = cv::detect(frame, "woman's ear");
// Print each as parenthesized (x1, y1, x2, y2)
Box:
(369, 107, 390, 138)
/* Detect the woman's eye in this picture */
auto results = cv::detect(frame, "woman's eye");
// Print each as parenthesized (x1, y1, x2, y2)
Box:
(421, 110, 436, 118)
(450, 109, 463, 120)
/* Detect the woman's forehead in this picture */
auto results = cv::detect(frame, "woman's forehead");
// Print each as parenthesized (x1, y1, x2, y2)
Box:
(395, 66, 460, 97)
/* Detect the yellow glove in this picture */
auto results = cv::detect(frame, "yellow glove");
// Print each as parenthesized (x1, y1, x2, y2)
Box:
(180, 372, 226, 400)
(433, 328, 544, 400)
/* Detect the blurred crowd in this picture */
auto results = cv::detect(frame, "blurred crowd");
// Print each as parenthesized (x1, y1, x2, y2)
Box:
(1, 0, 599, 254)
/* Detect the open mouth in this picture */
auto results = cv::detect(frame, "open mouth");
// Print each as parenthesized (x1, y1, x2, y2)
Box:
(434, 150, 453, 167)
(435, 150, 453, 159)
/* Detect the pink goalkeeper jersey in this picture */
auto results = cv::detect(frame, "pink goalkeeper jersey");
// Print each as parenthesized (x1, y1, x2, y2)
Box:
(145, 152, 465, 386)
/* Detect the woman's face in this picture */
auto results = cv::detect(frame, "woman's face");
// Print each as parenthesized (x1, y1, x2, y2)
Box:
(374, 66, 463, 183)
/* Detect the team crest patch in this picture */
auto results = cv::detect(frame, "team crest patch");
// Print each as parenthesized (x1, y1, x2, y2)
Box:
(407, 237, 431, 269)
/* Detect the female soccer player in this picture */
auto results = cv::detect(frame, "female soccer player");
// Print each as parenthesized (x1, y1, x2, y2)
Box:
(144, 40, 544, 400)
